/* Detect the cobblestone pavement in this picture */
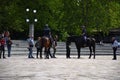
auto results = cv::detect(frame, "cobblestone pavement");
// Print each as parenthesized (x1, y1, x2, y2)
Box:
(0, 55, 120, 80)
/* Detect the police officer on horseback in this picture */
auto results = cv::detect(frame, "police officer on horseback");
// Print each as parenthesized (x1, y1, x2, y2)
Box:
(43, 24, 53, 45)
(81, 25, 87, 46)
(43, 24, 51, 37)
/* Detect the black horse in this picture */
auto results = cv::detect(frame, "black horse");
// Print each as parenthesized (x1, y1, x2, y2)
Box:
(66, 35, 96, 59)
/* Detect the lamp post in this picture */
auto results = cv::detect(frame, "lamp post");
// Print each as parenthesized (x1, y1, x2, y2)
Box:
(26, 8, 38, 38)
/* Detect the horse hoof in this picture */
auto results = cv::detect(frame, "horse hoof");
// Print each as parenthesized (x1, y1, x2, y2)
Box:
(40, 57, 43, 59)
(66, 57, 71, 59)
(45, 57, 49, 59)
(53, 56, 56, 58)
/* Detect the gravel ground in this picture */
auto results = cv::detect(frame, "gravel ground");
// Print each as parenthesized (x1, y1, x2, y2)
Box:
(0, 55, 120, 80)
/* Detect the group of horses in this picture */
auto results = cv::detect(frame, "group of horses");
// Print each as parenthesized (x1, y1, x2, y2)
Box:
(40, 35, 96, 59)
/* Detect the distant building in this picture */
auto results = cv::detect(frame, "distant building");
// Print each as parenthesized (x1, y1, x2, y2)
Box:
(93, 28, 120, 43)
(103, 28, 120, 43)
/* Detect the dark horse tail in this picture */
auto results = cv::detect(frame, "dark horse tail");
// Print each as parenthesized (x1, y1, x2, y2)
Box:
(87, 37, 96, 47)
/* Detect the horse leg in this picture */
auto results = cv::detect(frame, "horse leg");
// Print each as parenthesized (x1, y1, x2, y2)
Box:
(66, 46, 70, 58)
(53, 47, 56, 58)
(89, 46, 92, 59)
(48, 48, 53, 58)
(40, 47, 43, 59)
(93, 46, 96, 59)
(36, 48, 39, 58)
(45, 51, 48, 59)
(45, 48, 49, 59)
(44, 48, 47, 59)
(77, 47, 81, 59)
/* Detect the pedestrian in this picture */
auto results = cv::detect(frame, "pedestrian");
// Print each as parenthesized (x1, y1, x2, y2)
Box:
(35, 37, 42, 58)
(3, 31, 10, 46)
(112, 37, 118, 60)
(6, 37, 12, 57)
(52, 35, 58, 58)
(0, 37, 6, 59)
(27, 36, 34, 58)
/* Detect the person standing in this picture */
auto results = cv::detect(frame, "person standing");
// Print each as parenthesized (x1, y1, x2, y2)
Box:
(112, 37, 118, 60)
(6, 37, 12, 57)
(0, 37, 6, 59)
(4, 31, 10, 46)
(35, 37, 42, 58)
(52, 35, 58, 58)
(27, 36, 34, 58)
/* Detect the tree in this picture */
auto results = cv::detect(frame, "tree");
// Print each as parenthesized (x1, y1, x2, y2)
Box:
(0, 0, 120, 40)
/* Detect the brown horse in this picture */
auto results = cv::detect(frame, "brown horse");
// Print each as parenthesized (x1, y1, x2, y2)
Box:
(40, 36, 52, 59)
(66, 35, 96, 59)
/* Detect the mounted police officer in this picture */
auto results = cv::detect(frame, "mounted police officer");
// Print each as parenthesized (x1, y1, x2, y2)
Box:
(43, 24, 51, 37)
(43, 24, 53, 45)
(81, 25, 87, 46)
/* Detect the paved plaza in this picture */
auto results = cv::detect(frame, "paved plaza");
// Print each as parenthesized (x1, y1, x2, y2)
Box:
(0, 55, 120, 80)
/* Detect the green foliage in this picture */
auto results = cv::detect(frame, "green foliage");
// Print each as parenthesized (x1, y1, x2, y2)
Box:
(0, 0, 120, 40)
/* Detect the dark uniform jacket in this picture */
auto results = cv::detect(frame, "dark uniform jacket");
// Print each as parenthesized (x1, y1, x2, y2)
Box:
(43, 26, 51, 37)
